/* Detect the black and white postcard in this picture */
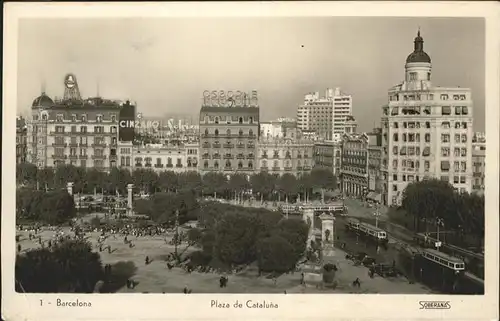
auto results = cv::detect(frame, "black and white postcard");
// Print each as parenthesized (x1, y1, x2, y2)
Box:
(2, 2, 499, 321)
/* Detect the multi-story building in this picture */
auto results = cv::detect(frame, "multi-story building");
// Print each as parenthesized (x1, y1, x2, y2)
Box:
(260, 118, 297, 139)
(367, 129, 383, 202)
(296, 88, 354, 140)
(381, 31, 474, 206)
(199, 90, 259, 175)
(132, 142, 198, 173)
(313, 140, 342, 177)
(117, 141, 134, 170)
(257, 137, 314, 176)
(471, 136, 485, 194)
(16, 116, 28, 164)
(27, 74, 130, 170)
(340, 133, 369, 197)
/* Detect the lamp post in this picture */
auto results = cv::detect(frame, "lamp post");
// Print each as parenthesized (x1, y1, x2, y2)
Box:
(436, 217, 444, 251)
(373, 205, 381, 228)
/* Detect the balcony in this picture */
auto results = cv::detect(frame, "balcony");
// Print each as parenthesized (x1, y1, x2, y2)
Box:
(297, 155, 302, 159)
(272, 166, 280, 171)
(92, 155, 107, 160)
(247, 144, 255, 148)
(260, 166, 268, 171)
(237, 154, 245, 159)
(166, 164, 173, 168)
(247, 154, 255, 159)
(154, 164, 164, 168)
(303, 165, 311, 170)
(135, 163, 143, 167)
(285, 154, 292, 159)
(92, 143, 107, 148)
(296, 166, 303, 171)
(202, 154, 210, 160)
(79, 155, 88, 159)
(223, 154, 233, 159)
(52, 155, 67, 159)
(145, 163, 152, 168)
(284, 167, 293, 171)
(303, 155, 309, 159)
(213, 143, 221, 148)
(79, 143, 88, 147)
(202, 143, 210, 148)
(223, 143, 235, 149)
(52, 143, 67, 147)
(236, 143, 245, 149)
(110, 141, 118, 146)
(69, 143, 79, 147)
(261, 154, 268, 159)
(224, 166, 233, 171)
(69, 154, 78, 159)
(273, 155, 280, 159)
(213, 154, 221, 160)
(176, 164, 183, 168)
(50, 131, 66, 135)
(109, 154, 117, 160)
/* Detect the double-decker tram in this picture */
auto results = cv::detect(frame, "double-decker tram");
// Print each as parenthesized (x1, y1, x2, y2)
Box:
(357, 223, 389, 246)
(415, 248, 465, 293)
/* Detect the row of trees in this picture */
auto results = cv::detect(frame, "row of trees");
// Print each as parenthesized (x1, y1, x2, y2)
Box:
(400, 179, 485, 248)
(16, 163, 337, 202)
(189, 202, 309, 273)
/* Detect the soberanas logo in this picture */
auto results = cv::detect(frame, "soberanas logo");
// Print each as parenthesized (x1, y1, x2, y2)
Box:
(419, 301, 451, 310)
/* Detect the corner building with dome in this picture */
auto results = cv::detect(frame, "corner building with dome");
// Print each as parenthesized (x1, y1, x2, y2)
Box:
(27, 74, 135, 170)
(380, 31, 474, 206)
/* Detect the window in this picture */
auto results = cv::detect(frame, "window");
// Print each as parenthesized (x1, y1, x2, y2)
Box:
(455, 106, 461, 115)
(441, 134, 450, 143)
(214, 161, 219, 169)
(393, 174, 398, 181)
(461, 148, 467, 157)
(454, 134, 460, 143)
(460, 176, 466, 184)
(249, 117, 254, 124)
(427, 72, 431, 81)
(422, 147, 430, 156)
(416, 133, 420, 142)
(454, 161, 460, 172)
(226, 129, 231, 136)
(215, 117, 219, 124)
(393, 133, 398, 142)
(239, 117, 243, 124)
(461, 161, 467, 172)
(392, 185, 398, 192)
(238, 161, 243, 169)
(248, 161, 253, 169)
(462, 106, 468, 115)
(441, 147, 450, 157)
(416, 147, 420, 156)
(391, 107, 399, 116)
(440, 94, 449, 100)
(215, 129, 219, 136)
(402, 133, 407, 142)
(249, 129, 254, 136)
(442, 106, 451, 115)
(239, 129, 243, 136)
(462, 122, 467, 129)
(461, 134, 467, 143)
(454, 176, 459, 184)
(425, 122, 431, 129)
(393, 122, 399, 128)
(225, 160, 231, 168)
(392, 160, 398, 169)
(96, 115, 102, 122)
(442, 121, 450, 129)
(393, 146, 398, 155)
(409, 72, 417, 80)
(441, 161, 450, 171)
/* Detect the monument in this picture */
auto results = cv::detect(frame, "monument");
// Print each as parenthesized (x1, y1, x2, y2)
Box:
(127, 184, 134, 215)
(66, 182, 74, 196)
(302, 208, 315, 250)
(319, 213, 336, 260)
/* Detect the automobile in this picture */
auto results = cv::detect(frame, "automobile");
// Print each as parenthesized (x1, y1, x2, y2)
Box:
(373, 263, 398, 277)
(362, 256, 377, 267)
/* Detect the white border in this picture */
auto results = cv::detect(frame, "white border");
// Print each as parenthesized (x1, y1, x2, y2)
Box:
(2, 2, 499, 321)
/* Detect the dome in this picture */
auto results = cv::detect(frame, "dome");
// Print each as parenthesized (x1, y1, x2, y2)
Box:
(406, 30, 431, 64)
(32, 93, 54, 108)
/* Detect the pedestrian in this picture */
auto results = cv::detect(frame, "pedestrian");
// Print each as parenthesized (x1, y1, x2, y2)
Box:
(145, 256, 150, 265)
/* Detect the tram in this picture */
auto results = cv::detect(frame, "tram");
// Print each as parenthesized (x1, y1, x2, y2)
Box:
(358, 223, 389, 246)
(345, 218, 360, 232)
(415, 248, 465, 293)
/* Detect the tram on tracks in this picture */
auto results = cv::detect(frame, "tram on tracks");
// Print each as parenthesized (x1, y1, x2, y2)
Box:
(345, 218, 388, 246)
(415, 248, 466, 293)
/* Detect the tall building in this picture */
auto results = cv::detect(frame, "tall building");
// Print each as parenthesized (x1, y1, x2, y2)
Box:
(367, 128, 383, 202)
(471, 135, 486, 194)
(27, 73, 131, 170)
(296, 88, 354, 140)
(381, 30, 474, 206)
(16, 116, 27, 164)
(199, 90, 259, 174)
(257, 137, 314, 176)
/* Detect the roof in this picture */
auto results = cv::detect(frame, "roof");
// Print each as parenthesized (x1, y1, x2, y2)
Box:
(32, 93, 54, 108)
(200, 106, 259, 114)
(406, 30, 431, 64)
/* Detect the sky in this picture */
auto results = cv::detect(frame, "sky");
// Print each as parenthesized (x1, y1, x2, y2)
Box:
(17, 17, 485, 132)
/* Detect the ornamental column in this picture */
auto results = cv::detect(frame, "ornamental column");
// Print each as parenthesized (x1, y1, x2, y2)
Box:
(127, 184, 134, 215)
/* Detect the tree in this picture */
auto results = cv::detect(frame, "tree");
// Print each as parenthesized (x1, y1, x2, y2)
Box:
(178, 171, 203, 196)
(16, 239, 103, 293)
(250, 172, 276, 202)
(54, 165, 83, 190)
(16, 188, 45, 221)
(297, 173, 312, 203)
(132, 168, 158, 194)
(310, 168, 337, 202)
(256, 236, 296, 273)
(202, 172, 227, 197)
(16, 163, 37, 186)
(36, 167, 55, 191)
(85, 168, 107, 194)
(274, 219, 309, 262)
(228, 173, 250, 200)
(277, 173, 298, 202)
(38, 191, 77, 225)
(158, 171, 179, 193)
(106, 168, 132, 195)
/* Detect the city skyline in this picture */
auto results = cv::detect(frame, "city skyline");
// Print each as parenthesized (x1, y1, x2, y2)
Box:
(17, 17, 485, 132)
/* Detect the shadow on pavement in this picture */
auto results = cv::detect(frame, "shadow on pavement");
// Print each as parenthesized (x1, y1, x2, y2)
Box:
(101, 260, 138, 293)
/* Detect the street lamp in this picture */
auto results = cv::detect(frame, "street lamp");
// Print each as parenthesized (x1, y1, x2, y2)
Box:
(436, 217, 444, 251)
(373, 205, 381, 228)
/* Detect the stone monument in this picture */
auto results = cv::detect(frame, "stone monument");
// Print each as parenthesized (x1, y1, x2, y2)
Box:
(319, 213, 336, 259)
(302, 207, 315, 250)
(127, 184, 134, 215)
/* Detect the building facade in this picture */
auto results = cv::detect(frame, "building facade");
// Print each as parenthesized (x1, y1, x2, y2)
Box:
(199, 90, 259, 175)
(380, 31, 474, 206)
(132, 142, 198, 173)
(26, 74, 130, 170)
(471, 136, 485, 194)
(313, 140, 342, 177)
(257, 137, 314, 176)
(367, 129, 383, 200)
(340, 133, 369, 197)
(16, 116, 27, 164)
(260, 118, 297, 139)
